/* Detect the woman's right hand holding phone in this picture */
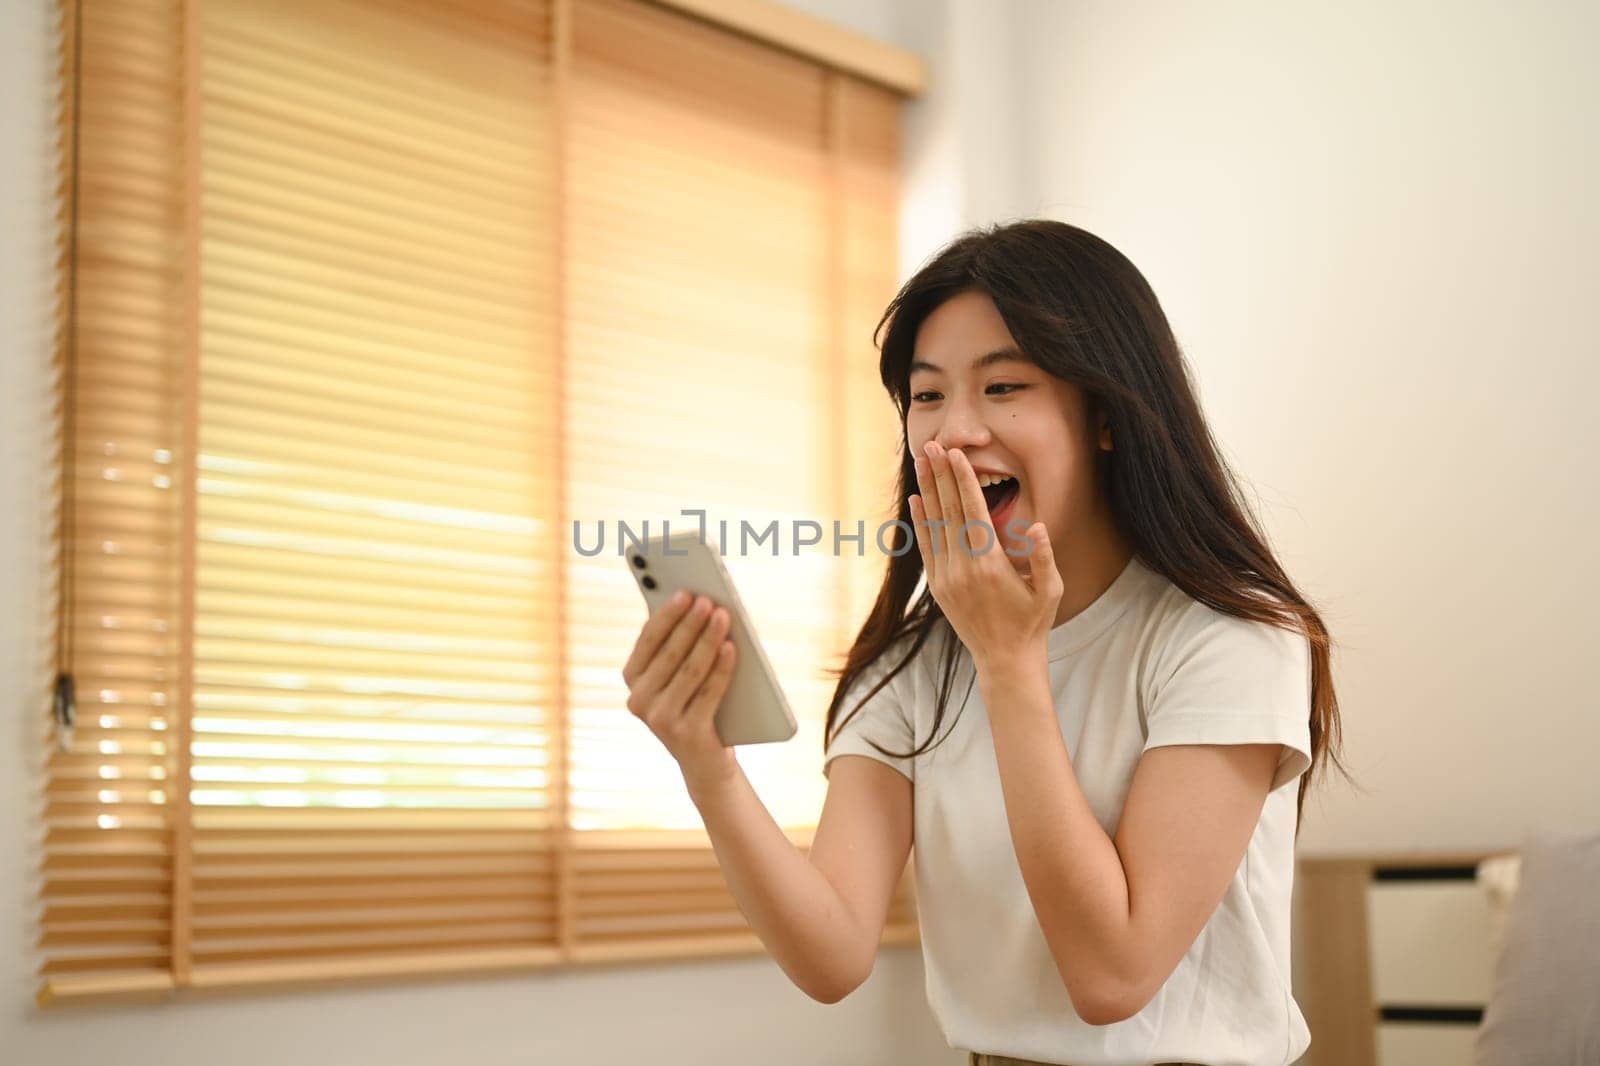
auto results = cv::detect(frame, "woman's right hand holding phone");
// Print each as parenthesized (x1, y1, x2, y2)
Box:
(621, 589, 740, 797)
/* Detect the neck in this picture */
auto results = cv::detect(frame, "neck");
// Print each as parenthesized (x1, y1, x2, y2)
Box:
(1049, 519, 1134, 629)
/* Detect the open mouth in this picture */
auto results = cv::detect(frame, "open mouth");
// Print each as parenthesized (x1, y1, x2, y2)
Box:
(979, 475, 1021, 529)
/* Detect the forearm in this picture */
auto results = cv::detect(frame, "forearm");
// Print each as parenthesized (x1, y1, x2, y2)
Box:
(979, 659, 1139, 1016)
(686, 765, 872, 1003)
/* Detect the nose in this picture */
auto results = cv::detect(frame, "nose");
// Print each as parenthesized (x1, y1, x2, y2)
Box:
(934, 393, 992, 452)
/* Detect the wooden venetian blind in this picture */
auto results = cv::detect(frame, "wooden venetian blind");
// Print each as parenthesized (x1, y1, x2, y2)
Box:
(42, 0, 913, 1005)
(44, 0, 192, 1002)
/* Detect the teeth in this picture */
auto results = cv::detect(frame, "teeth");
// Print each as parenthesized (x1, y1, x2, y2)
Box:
(977, 474, 1016, 488)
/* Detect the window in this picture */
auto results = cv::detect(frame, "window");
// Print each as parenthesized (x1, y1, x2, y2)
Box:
(42, 0, 918, 1003)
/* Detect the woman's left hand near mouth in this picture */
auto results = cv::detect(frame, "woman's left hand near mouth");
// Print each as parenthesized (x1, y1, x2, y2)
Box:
(909, 440, 1064, 677)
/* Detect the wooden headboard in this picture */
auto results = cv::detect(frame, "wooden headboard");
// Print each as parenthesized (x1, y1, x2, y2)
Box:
(1295, 850, 1519, 1066)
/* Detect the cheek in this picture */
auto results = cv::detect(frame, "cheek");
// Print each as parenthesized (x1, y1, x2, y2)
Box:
(1014, 431, 1080, 503)
(904, 414, 932, 450)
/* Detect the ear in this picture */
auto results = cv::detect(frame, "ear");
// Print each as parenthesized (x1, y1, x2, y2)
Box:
(1097, 410, 1113, 451)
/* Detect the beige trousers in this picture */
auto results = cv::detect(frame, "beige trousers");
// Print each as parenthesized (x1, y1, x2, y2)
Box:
(966, 1054, 1202, 1066)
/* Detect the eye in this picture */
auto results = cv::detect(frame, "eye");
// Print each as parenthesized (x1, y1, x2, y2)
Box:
(986, 383, 1027, 396)
(910, 389, 941, 403)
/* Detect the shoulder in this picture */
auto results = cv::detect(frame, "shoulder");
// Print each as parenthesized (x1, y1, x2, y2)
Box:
(825, 623, 947, 779)
(1130, 577, 1310, 717)
(838, 622, 942, 711)
(1131, 581, 1314, 793)
(882, 617, 964, 683)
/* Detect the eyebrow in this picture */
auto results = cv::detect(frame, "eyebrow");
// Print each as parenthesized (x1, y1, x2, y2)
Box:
(909, 346, 1029, 376)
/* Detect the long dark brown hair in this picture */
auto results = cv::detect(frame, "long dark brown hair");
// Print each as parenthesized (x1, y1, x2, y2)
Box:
(823, 220, 1351, 833)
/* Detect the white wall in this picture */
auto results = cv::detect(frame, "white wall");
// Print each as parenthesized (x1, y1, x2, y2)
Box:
(0, 0, 960, 1063)
(887, 0, 1035, 278)
(1010, 0, 1600, 857)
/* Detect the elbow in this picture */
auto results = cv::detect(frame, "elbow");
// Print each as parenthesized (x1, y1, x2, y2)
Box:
(1059, 960, 1149, 1027)
(802, 955, 873, 1005)
(805, 981, 851, 1005)
(1072, 993, 1137, 1027)
(803, 969, 863, 1005)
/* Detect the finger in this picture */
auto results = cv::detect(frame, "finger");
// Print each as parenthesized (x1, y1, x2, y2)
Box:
(635, 594, 713, 696)
(946, 448, 994, 555)
(913, 450, 951, 561)
(622, 588, 692, 685)
(908, 492, 936, 582)
(660, 606, 730, 714)
(685, 639, 737, 731)
(926, 442, 966, 558)
(1025, 523, 1064, 601)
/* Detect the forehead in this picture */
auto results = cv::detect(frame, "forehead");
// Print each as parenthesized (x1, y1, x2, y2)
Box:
(910, 290, 1018, 372)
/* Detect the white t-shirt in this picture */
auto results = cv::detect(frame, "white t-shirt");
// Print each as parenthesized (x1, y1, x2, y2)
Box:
(822, 554, 1314, 1066)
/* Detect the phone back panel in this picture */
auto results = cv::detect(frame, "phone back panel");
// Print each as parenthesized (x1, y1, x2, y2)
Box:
(627, 530, 798, 746)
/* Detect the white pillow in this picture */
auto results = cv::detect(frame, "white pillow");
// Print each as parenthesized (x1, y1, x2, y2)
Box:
(1474, 853, 1522, 962)
(1473, 827, 1600, 1066)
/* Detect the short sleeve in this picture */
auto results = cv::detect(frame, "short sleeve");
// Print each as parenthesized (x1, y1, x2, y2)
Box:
(1143, 606, 1313, 794)
(823, 647, 917, 784)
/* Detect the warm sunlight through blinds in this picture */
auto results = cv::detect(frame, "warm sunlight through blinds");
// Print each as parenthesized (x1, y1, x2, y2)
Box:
(186, 0, 562, 987)
(43, 0, 912, 1003)
(561, 0, 911, 957)
(42, 0, 187, 1002)
(564, 0, 838, 835)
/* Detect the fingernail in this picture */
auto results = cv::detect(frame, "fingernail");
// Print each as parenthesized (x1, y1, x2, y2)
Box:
(924, 440, 938, 457)
(671, 589, 689, 607)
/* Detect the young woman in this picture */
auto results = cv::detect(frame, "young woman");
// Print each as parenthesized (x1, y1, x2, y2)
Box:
(620, 220, 1347, 1066)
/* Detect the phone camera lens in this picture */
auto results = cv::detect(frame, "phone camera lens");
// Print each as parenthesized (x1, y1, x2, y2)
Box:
(631, 555, 647, 569)
(641, 575, 657, 590)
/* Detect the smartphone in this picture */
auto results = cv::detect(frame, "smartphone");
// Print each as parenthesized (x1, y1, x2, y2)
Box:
(624, 528, 799, 746)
